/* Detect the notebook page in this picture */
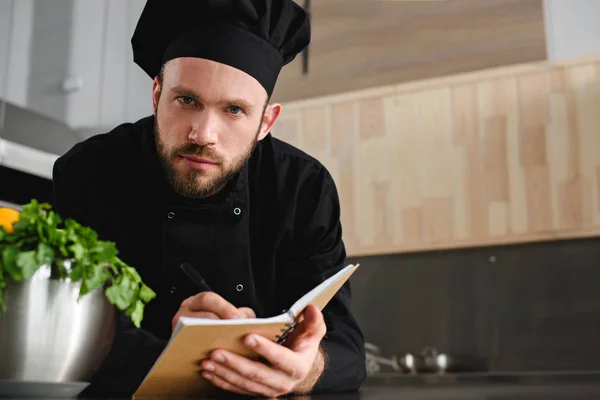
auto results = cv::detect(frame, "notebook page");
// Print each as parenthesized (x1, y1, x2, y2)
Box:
(288, 264, 358, 317)
(171, 263, 358, 335)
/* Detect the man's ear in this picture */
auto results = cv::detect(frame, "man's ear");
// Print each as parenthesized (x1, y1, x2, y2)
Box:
(258, 103, 282, 141)
(152, 77, 161, 114)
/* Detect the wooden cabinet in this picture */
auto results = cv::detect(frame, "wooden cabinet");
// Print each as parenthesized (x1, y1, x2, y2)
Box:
(274, 55, 600, 256)
(273, 0, 547, 103)
(0, 0, 549, 132)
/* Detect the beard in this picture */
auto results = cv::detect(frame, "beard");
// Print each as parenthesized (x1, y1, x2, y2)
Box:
(154, 121, 260, 199)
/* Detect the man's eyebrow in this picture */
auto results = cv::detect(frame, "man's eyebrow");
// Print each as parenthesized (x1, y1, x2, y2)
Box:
(171, 86, 200, 100)
(222, 98, 253, 111)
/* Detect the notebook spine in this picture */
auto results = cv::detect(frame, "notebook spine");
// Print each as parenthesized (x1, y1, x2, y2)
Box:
(275, 321, 297, 345)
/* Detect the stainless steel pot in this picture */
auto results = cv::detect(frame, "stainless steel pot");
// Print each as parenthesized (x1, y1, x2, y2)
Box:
(0, 265, 116, 382)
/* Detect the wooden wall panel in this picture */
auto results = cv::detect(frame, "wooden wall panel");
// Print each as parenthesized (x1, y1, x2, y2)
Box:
(275, 55, 600, 256)
(272, 0, 547, 103)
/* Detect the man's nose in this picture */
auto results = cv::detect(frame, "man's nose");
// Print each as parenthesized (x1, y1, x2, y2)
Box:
(189, 112, 219, 146)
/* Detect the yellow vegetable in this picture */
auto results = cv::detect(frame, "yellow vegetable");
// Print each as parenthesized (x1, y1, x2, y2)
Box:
(0, 207, 20, 233)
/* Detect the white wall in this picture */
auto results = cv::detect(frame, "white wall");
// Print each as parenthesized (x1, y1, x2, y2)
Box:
(544, 0, 600, 60)
(0, 0, 13, 101)
(6, 0, 34, 108)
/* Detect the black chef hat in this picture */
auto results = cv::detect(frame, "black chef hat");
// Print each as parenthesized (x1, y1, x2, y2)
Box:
(131, 0, 310, 96)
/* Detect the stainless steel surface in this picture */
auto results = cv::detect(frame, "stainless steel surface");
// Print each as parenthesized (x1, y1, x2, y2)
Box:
(421, 346, 452, 373)
(357, 383, 600, 400)
(0, 380, 89, 398)
(365, 343, 401, 375)
(0, 100, 79, 180)
(364, 371, 600, 388)
(366, 343, 488, 376)
(0, 265, 116, 382)
(0, 201, 21, 210)
(399, 353, 416, 374)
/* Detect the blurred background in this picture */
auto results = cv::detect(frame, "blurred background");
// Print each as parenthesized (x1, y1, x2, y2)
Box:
(0, 0, 599, 380)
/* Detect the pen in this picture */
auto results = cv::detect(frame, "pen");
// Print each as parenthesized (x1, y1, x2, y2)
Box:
(180, 262, 213, 292)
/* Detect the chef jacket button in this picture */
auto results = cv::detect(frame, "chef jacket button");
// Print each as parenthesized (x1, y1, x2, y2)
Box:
(236, 284, 244, 292)
(167, 211, 175, 219)
(233, 207, 241, 216)
(169, 286, 177, 294)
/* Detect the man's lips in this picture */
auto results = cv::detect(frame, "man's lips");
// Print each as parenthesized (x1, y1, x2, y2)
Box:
(179, 155, 219, 170)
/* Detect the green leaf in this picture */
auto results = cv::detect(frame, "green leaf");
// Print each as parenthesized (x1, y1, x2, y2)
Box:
(69, 243, 86, 261)
(68, 262, 84, 282)
(36, 243, 55, 265)
(139, 284, 156, 303)
(92, 241, 117, 261)
(125, 266, 142, 283)
(46, 211, 61, 229)
(58, 245, 69, 258)
(0, 266, 6, 289)
(2, 246, 22, 280)
(105, 283, 132, 310)
(1, 199, 155, 327)
(75, 225, 98, 244)
(125, 300, 136, 317)
(12, 219, 30, 232)
(36, 222, 45, 242)
(85, 264, 110, 292)
(16, 250, 39, 279)
(121, 276, 137, 301)
(39, 202, 52, 210)
(79, 280, 90, 296)
(47, 227, 66, 249)
(130, 300, 144, 328)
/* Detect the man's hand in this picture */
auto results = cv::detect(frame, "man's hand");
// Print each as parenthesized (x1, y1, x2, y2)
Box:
(199, 304, 327, 397)
(172, 292, 255, 331)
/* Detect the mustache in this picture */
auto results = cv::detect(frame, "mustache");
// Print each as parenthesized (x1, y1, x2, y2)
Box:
(172, 143, 224, 163)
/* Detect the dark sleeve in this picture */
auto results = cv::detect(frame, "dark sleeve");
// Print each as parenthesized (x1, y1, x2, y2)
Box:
(277, 166, 366, 394)
(52, 152, 167, 398)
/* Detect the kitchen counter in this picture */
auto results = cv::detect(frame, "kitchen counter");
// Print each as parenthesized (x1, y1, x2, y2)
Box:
(2, 373, 600, 399)
(3, 384, 600, 400)
(363, 370, 600, 386)
(346, 382, 600, 400)
(310, 372, 600, 400)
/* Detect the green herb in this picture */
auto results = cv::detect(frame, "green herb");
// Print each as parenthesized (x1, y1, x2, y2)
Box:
(0, 200, 155, 328)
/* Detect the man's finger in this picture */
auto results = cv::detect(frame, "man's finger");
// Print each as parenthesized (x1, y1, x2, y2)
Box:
(202, 359, 285, 398)
(188, 292, 241, 319)
(179, 311, 220, 320)
(285, 305, 327, 353)
(207, 350, 292, 394)
(299, 304, 327, 340)
(202, 371, 256, 397)
(237, 307, 256, 319)
(172, 310, 220, 330)
(242, 334, 306, 379)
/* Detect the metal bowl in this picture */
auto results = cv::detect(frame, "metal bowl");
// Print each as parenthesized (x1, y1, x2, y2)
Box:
(0, 265, 116, 383)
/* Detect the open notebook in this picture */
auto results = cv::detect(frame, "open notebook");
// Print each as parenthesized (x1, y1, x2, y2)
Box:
(133, 263, 360, 399)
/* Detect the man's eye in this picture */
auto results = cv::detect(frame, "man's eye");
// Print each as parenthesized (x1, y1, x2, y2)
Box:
(177, 96, 195, 105)
(228, 106, 243, 115)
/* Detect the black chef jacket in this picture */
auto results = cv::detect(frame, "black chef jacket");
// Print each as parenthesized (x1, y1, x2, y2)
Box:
(52, 115, 366, 397)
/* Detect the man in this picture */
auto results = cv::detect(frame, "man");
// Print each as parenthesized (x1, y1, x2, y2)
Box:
(52, 0, 366, 397)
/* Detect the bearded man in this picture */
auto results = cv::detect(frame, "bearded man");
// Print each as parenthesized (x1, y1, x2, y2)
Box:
(52, 0, 366, 397)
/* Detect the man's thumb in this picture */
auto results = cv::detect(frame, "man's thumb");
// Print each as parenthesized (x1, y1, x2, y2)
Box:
(302, 304, 326, 339)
